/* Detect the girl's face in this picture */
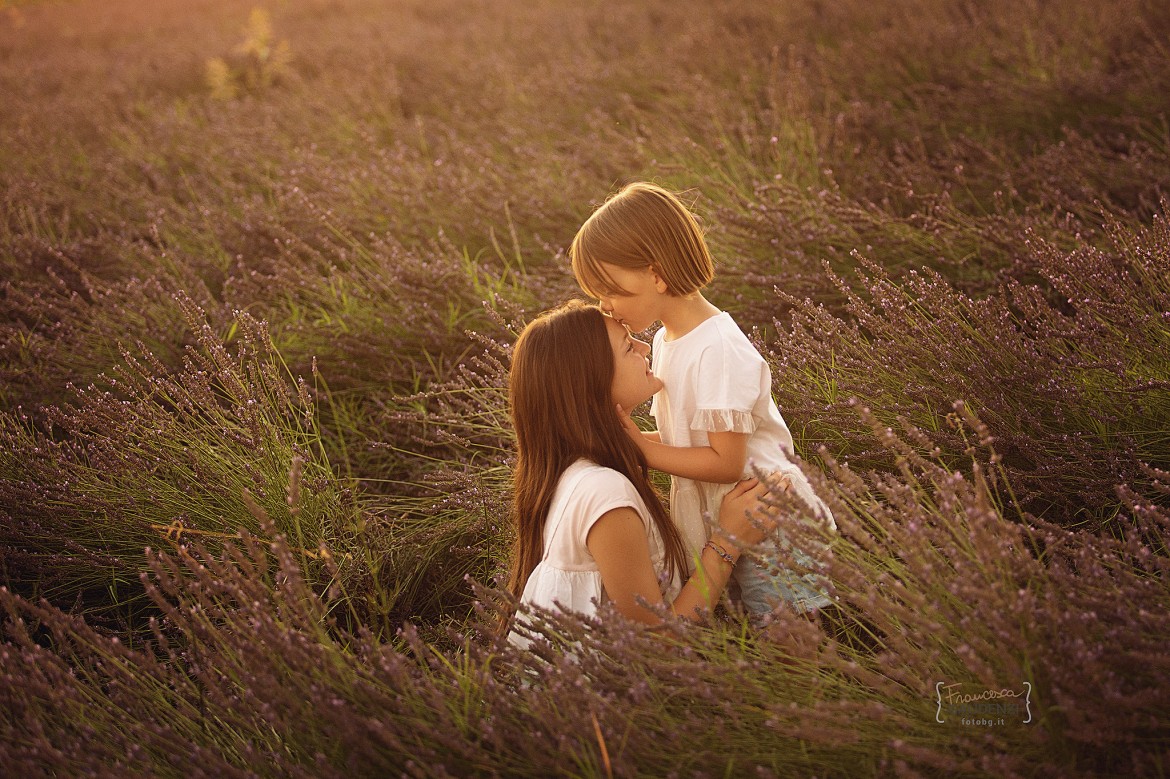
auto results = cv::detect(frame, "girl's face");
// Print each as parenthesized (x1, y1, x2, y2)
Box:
(606, 315, 663, 409)
(595, 262, 666, 334)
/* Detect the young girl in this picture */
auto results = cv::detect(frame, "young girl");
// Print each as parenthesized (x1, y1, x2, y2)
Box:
(569, 181, 836, 619)
(505, 300, 773, 646)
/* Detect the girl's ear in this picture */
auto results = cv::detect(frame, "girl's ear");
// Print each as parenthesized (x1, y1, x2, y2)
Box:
(648, 266, 669, 294)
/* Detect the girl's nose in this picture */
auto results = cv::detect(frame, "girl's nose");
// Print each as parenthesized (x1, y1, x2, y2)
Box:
(633, 339, 650, 355)
(599, 298, 614, 313)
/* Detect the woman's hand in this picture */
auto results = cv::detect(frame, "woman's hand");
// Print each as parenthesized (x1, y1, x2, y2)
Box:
(667, 477, 784, 622)
(714, 476, 781, 551)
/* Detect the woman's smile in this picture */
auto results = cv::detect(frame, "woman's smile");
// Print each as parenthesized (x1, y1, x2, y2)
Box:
(606, 315, 663, 409)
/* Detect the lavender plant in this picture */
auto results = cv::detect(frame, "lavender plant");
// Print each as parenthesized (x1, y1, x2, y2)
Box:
(0, 293, 360, 624)
(3, 407, 1167, 776)
(764, 210, 1170, 529)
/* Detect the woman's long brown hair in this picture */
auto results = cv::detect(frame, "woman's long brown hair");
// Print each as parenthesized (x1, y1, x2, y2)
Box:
(507, 300, 689, 604)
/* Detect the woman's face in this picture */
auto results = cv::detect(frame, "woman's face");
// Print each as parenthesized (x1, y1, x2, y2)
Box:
(606, 315, 663, 410)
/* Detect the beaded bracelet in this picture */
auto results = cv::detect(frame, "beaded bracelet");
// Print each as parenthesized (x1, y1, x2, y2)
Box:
(704, 540, 736, 566)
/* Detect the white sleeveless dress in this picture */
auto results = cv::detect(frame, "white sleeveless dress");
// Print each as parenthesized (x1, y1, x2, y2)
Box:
(508, 459, 679, 649)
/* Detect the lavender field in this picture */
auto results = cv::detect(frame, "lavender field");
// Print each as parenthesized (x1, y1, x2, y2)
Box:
(2, 0, 1169, 775)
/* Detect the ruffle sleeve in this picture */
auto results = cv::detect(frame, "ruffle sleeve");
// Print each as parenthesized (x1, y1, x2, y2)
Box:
(688, 323, 770, 424)
(689, 407, 758, 434)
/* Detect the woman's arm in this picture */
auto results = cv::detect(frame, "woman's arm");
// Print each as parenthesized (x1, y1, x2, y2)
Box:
(586, 507, 672, 625)
(669, 478, 772, 619)
(586, 480, 771, 625)
(617, 404, 747, 483)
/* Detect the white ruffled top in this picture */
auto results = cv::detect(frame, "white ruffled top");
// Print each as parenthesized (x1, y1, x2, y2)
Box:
(651, 311, 836, 562)
(508, 459, 677, 648)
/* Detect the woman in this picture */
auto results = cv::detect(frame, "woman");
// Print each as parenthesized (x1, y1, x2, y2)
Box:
(505, 300, 774, 642)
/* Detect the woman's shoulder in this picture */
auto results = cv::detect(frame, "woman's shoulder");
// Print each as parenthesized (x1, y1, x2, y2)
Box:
(560, 460, 646, 516)
(555, 460, 649, 539)
(563, 459, 640, 496)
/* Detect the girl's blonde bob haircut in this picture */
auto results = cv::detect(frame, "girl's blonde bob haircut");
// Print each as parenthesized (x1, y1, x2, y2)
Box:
(570, 182, 715, 298)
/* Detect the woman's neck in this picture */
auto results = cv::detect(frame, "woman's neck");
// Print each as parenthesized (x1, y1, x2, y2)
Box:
(659, 293, 721, 341)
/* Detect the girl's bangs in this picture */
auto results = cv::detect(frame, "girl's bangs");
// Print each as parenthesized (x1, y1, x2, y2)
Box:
(575, 251, 629, 298)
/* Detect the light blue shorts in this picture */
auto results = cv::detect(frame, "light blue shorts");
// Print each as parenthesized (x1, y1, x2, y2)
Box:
(734, 539, 832, 616)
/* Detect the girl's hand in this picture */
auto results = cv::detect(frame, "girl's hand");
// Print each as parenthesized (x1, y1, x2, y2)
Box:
(714, 477, 778, 551)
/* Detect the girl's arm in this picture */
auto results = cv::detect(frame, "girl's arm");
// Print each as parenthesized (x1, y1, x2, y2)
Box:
(617, 402, 744, 481)
(586, 479, 771, 625)
(617, 404, 746, 483)
(637, 430, 748, 483)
